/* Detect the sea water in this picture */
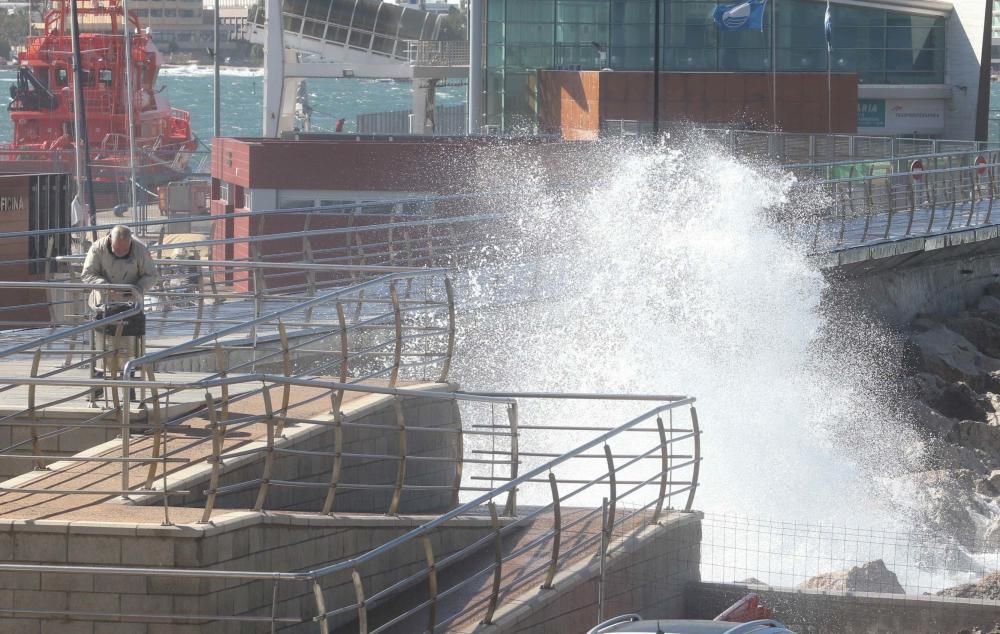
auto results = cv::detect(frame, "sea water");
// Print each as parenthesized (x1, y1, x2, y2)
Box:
(0, 65, 467, 144)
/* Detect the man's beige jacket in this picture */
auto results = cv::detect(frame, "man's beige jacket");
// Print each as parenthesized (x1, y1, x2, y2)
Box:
(82, 234, 159, 308)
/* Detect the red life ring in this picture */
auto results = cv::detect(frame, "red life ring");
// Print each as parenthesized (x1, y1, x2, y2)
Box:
(976, 155, 988, 176)
(910, 159, 924, 182)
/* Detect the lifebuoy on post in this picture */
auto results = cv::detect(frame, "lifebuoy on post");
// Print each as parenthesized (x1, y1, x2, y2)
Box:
(976, 155, 988, 176)
(910, 159, 924, 182)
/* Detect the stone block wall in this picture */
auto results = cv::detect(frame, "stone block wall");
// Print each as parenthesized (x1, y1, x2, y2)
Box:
(0, 512, 496, 634)
(165, 390, 461, 516)
(687, 582, 1000, 633)
(487, 511, 703, 633)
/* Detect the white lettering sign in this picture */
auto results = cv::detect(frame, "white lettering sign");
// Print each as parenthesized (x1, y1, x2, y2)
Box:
(883, 99, 945, 133)
(0, 196, 25, 213)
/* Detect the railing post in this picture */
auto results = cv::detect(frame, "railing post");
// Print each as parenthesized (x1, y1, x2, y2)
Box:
(214, 343, 229, 422)
(685, 406, 701, 512)
(503, 402, 518, 516)
(481, 500, 503, 625)
(603, 444, 617, 533)
(28, 348, 43, 471)
(276, 320, 291, 435)
(987, 160, 996, 224)
(352, 569, 368, 634)
(541, 471, 561, 590)
(598, 496, 609, 624)
(312, 581, 330, 634)
(653, 415, 669, 523)
(450, 399, 463, 509)
(200, 392, 223, 524)
(421, 534, 439, 633)
(254, 386, 276, 512)
(388, 396, 407, 515)
(389, 282, 402, 387)
(143, 366, 164, 489)
(439, 277, 456, 383)
(905, 176, 915, 235)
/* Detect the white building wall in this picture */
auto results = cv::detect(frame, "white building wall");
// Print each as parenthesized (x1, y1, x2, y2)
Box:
(945, 0, 988, 139)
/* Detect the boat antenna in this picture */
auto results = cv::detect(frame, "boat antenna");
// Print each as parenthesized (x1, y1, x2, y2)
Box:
(69, 0, 98, 239)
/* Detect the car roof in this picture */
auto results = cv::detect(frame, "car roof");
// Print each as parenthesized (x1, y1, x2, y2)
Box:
(601, 620, 788, 633)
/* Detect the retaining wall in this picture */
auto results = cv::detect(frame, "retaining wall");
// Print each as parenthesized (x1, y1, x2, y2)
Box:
(687, 582, 1000, 633)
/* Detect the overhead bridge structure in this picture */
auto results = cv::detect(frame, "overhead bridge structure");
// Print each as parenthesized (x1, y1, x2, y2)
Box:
(243, 0, 469, 136)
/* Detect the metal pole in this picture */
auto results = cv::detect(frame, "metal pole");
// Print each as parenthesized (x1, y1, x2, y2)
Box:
(69, 0, 97, 239)
(214, 0, 221, 138)
(652, 0, 660, 137)
(121, 0, 138, 223)
(771, 0, 777, 130)
(467, 0, 483, 135)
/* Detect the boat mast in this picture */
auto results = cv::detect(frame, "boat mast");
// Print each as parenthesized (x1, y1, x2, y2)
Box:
(121, 0, 139, 225)
(69, 0, 98, 238)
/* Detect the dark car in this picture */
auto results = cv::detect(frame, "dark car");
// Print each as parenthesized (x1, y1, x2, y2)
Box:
(587, 615, 796, 634)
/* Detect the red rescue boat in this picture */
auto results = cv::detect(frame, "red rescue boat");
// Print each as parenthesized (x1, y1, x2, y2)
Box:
(0, 0, 198, 198)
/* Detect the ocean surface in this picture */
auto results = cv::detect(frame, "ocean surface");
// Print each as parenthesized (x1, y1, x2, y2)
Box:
(0, 65, 467, 146)
(0, 64, 997, 143)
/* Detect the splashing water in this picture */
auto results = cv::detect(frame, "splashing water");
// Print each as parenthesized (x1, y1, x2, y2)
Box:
(452, 138, 925, 528)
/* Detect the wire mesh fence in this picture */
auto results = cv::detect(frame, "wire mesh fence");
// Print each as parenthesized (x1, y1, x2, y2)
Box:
(694, 513, 1000, 633)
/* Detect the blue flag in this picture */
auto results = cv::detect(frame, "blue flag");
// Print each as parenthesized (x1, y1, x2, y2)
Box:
(824, 1, 832, 50)
(713, 0, 768, 31)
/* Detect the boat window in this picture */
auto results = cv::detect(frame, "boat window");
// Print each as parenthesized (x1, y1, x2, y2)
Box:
(99, 69, 113, 86)
(31, 67, 48, 88)
(55, 68, 68, 86)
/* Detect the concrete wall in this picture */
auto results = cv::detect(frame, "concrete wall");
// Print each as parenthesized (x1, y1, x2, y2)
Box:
(945, 0, 987, 140)
(159, 390, 462, 515)
(827, 236, 1000, 327)
(688, 582, 1000, 633)
(0, 511, 497, 634)
(486, 511, 703, 634)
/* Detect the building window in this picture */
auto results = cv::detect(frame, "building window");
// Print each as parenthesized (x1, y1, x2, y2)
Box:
(487, 0, 947, 131)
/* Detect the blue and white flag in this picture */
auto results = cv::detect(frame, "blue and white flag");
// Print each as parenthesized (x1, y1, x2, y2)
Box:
(713, 0, 768, 31)
(824, 0, 832, 51)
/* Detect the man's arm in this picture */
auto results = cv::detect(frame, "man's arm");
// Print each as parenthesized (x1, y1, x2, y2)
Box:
(134, 243, 159, 293)
(81, 242, 108, 285)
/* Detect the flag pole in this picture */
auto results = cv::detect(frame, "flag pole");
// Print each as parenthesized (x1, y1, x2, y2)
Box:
(825, 0, 832, 135)
(771, 0, 777, 130)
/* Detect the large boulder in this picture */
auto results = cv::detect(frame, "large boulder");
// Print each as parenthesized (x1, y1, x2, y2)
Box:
(944, 316, 1000, 360)
(800, 559, 904, 594)
(910, 323, 1000, 393)
(947, 421, 1000, 463)
(904, 469, 990, 549)
(912, 373, 991, 423)
(938, 571, 1000, 600)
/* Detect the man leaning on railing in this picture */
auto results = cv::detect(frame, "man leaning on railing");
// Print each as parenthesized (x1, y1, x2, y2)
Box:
(81, 225, 159, 404)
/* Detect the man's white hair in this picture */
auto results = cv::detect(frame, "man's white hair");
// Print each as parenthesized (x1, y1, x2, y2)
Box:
(110, 225, 133, 241)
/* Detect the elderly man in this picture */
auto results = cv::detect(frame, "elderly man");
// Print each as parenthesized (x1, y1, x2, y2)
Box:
(82, 224, 159, 308)
(81, 225, 158, 406)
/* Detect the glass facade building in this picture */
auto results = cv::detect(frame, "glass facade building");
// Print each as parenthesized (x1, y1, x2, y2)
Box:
(486, 0, 947, 130)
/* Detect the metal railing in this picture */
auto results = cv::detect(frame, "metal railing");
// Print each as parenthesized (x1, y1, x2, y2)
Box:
(404, 40, 469, 67)
(792, 153, 1000, 252)
(0, 389, 699, 631)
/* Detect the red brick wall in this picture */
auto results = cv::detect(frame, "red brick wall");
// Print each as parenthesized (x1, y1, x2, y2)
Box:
(538, 70, 858, 136)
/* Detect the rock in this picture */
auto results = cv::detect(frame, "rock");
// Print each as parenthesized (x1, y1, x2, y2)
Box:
(947, 421, 1000, 462)
(988, 469, 1000, 490)
(801, 559, 904, 594)
(938, 571, 1000, 600)
(975, 478, 998, 496)
(977, 294, 1000, 317)
(944, 316, 1000, 360)
(912, 373, 990, 423)
(910, 324, 1000, 392)
(985, 521, 1000, 549)
(904, 470, 989, 549)
(909, 399, 962, 438)
(983, 283, 1000, 300)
